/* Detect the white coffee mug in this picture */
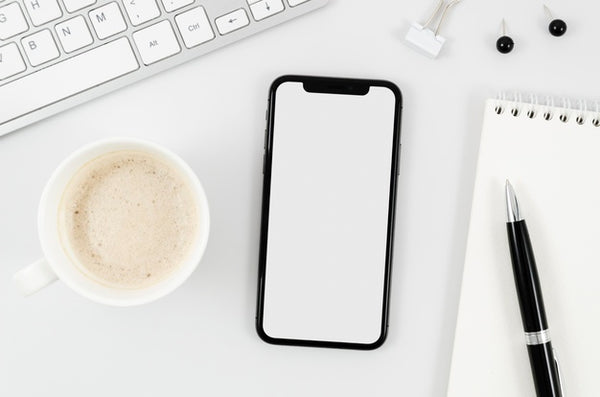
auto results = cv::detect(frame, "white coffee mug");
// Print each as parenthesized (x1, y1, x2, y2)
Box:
(13, 138, 210, 306)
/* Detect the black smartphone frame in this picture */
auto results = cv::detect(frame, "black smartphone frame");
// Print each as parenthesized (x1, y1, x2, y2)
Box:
(255, 75, 403, 350)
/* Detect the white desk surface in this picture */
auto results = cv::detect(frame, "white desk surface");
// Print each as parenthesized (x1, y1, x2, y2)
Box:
(1, 0, 597, 395)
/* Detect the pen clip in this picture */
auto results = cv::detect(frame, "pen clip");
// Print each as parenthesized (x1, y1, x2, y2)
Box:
(553, 349, 565, 397)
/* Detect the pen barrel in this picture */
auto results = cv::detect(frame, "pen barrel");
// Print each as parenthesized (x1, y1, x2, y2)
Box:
(506, 220, 548, 332)
(527, 342, 562, 397)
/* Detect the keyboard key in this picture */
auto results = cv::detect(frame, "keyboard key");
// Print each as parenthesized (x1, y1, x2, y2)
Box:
(0, 3, 29, 40)
(132, 20, 180, 65)
(62, 0, 96, 13)
(215, 9, 249, 35)
(287, 0, 308, 6)
(23, 0, 62, 26)
(123, 0, 160, 26)
(0, 42, 26, 79)
(89, 2, 126, 39)
(55, 15, 93, 53)
(160, 0, 192, 13)
(0, 0, 328, 136)
(0, 38, 138, 125)
(248, 0, 284, 21)
(175, 6, 214, 48)
(21, 29, 60, 66)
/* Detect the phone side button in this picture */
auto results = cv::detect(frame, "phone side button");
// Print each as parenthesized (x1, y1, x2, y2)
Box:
(264, 127, 268, 149)
(397, 144, 402, 175)
(262, 153, 265, 174)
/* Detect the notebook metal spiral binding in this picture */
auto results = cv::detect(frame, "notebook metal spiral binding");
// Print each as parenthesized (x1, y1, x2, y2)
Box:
(493, 93, 600, 128)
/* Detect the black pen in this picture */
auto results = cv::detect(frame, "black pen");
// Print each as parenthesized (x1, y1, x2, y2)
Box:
(505, 180, 563, 397)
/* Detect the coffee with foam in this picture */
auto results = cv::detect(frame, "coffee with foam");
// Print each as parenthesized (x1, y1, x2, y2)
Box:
(58, 150, 199, 289)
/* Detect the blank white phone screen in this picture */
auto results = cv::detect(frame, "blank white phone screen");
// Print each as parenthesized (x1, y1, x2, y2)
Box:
(262, 81, 397, 344)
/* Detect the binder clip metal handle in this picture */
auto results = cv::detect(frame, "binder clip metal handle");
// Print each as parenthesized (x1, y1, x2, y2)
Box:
(405, 0, 461, 58)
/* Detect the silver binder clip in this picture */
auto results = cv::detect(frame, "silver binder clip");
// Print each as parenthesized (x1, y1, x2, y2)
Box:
(553, 349, 565, 397)
(404, 0, 461, 58)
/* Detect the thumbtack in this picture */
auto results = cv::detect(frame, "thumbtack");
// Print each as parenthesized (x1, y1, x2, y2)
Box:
(496, 19, 515, 54)
(544, 5, 567, 37)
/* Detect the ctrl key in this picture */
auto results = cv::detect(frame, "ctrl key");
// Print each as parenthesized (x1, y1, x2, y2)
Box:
(0, 43, 26, 80)
(175, 6, 214, 48)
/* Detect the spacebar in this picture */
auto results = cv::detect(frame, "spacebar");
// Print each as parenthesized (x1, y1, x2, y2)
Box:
(0, 37, 139, 125)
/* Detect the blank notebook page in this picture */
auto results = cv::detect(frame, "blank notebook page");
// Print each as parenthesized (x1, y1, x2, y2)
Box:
(447, 99, 600, 396)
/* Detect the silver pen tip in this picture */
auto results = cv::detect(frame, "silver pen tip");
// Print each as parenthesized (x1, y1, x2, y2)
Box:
(505, 179, 523, 222)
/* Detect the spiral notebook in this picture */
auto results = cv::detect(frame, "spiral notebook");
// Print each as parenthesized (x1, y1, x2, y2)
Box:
(447, 97, 600, 396)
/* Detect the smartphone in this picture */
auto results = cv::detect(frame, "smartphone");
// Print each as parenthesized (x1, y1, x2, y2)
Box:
(256, 75, 402, 350)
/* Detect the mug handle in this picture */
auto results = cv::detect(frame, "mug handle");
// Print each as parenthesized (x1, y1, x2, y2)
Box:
(13, 258, 58, 296)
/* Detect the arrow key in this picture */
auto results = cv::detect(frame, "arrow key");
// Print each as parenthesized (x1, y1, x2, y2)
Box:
(248, 0, 284, 21)
(215, 8, 249, 35)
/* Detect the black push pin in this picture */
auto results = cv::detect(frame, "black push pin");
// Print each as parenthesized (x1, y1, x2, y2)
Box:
(496, 19, 514, 54)
(544, 5, 567, 37)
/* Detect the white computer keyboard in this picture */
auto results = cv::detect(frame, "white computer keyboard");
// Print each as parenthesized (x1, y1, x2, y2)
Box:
(0, 0, 327, 136)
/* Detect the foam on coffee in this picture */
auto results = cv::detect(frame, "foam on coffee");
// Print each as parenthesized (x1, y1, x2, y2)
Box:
(58, 150, 198, 289)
